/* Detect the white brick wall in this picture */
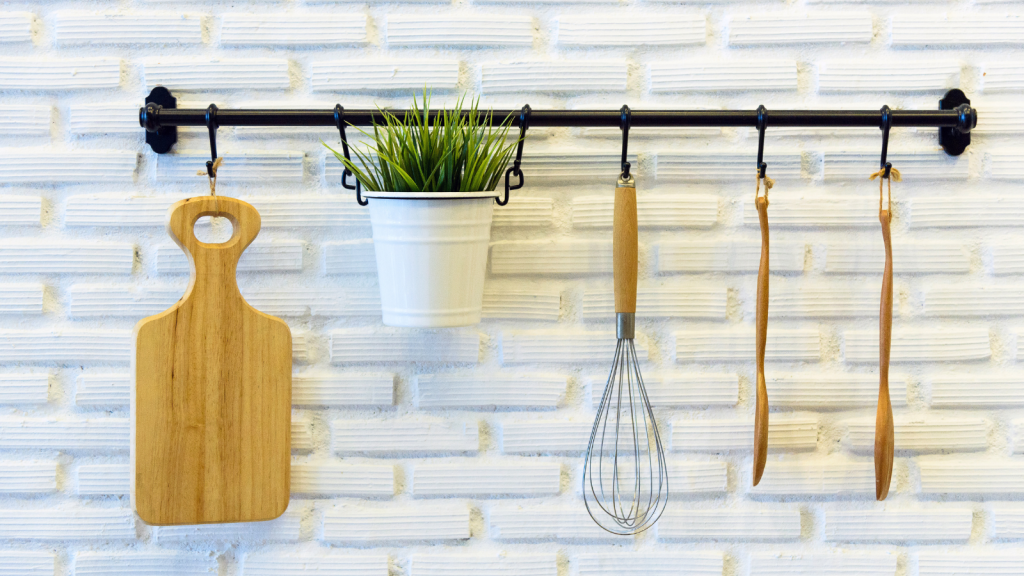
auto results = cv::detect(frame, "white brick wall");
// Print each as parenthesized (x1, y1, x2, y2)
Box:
(0, 0, 1018, 573)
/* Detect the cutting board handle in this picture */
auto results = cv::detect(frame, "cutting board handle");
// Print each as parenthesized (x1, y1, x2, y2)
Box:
(168, 196, 261, 275)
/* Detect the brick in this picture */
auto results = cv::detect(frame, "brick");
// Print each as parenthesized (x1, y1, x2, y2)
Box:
(819, 60, 960, 92)
(312, 60, 459, 91)
(893, 15, 1024, 46)
(417, 373, 564, 409)
(991, 242, 1024, 274)
(491, 240, 612, 275)
(76, 373, 130, 406)
(557, 15, 705, 46)
(291, 461, 394, 497)
(0, 418, 129, 450)
(825, 242, 969, 274)
(982, 64, 1024, 92)
(0, 330, 131, 363)
(577, 552, 724, 576)
(767, 284, 879, 318)
(323, 503, 470, 543)
(573, 194, 718, 228)
(0, 151, 136, 183)
(589, 373, 739, 407)
(412, 554, 557, 576)
(515, 151, 637, 181)
(69, 104, 140, 134)
(659, 507, 802, 540)
(330, 329, 480, 363)
(144, 58, 290, 90)
(68, 284, 180, 317)
(157, 240, 304, 274)
(291, 416, 314, 453)
(908, 197, 1024, 228)
(675, 328, 820, 363)
(0, 551, 55, 576)
(388, 15, 532, 46)
(823, 508, 972, 542)
(650, 60, 798, 92)
(989, 153, 1024, 180)
(0, 12, 32, 43)
(74, 551, 217, 576)
(325, 240, 376, 274)
(0, 460, 57, 493)
(929, 374, 1024, 407)
(0, 241, 133, 274)
(920, 457, 1024, 494)
(157, 151, 303, 182)
(672, 416, 818, 452)
(923, 285, 1024, 316)
(742, 195, 876, 227)
(483, 61, 627, 92)
(77, 464, 129, 495)
(0, 283, 43, 313)
(844, 416, 987, 452)
(413, 459, 560, 496)
(54, 12, 202, 44)
(657, 151, 802, 180)
(491, 197, 554, 227)
(65, 195, 172, 225)
(993, 506, 1024, 539)
(0, 58, 121, 89)
(919, 553, 1024, 576)
(293, 372, 393, 406)
(751, 456, 873, 496)
(749, 551, 897, 576)
(666, 461, 728, 494)
(657, 241, 805, 274)
(501, 329, 647, 364)
(501, 419, 591, 454)
(823, 149, 968, 180)
(482, 288, 560, 321)
(730, 12, 872, 45)
(242, 551, 389, 576)
(333, 420, 479, 454)
(221, 14, 368, 45)
(0, 105, 49, 135)
(769, 372, 907, 408)
(1010, 419, 1024, 453)
(0, 507, 134, 540)
(156, 505, 302, 542)
(972, 103, 1024, 134)
(0, 372, 49, 404)
(844, 328, 990, 363)
(489, 504, 618, 540)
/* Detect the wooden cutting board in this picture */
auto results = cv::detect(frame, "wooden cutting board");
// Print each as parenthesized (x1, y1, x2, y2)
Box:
(132, 196, 291, 526)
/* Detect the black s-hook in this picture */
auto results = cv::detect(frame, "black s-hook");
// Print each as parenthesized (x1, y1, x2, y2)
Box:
(501, 104, 531, 207)
(620, 104, 631, 180)
(756, 105, 768, 179)
(335, 104, 366, 206)
(879, 105, 893, 179)
(205, 103, 218, 178)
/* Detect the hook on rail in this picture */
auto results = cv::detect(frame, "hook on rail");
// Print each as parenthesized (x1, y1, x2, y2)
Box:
(620, 105, 631, 180)
(879, 105, 893, 180)
(205, 104, 218, 179)
(335, 104, 366, 206)
(756, 105, 768, 180)
(500, 104, 531, 207)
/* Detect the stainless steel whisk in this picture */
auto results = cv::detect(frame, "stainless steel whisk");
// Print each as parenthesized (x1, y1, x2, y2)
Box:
(583, 173, 668, 535)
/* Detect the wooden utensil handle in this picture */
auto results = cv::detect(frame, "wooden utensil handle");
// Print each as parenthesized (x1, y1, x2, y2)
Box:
(753, 195, 770, 486)
(876, 208, 895, 500)
(614, 185, 638, 314)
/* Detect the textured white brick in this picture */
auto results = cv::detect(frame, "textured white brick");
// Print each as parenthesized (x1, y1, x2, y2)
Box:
(823, 150, 968, 180)
(77, 464, 129, 495)
(769, 372, 907, 408)
(573, 194, 718, 228)
(243, 551, 389, 576)
(501, 419, 591, 454)
(908, 197, 1024, 228)
(730, 12, 872, 45)
(0, 372, 49, 404)
(924, 285, 1024, 317)
(417, 373, 563, 409)
(751, 456, 874, 496)
(0, 151, 136, 183)
(0, 418, 129, 450)
(333, 420, 479, 454)
(659, 507, 802, 540)
(823, 508, 972, 542)
(0, 283, 44, 313)
(412, 553, 557, 576)
(156, 506, 302, 542)
(893, 16, 1024, 46)
(919, 553, 1024, 576)
(589, 373, 739, 407)
(74, 551, 217, 576)
(0, 330, 131, 363)
(666, 461, 729, 494)
(825, 242, 969, 275)
(983, 63, 1024, 92)
(0, 58, 121, 89)
(993, 507, 1024, 539)
(973, 103, 1024, 134)
(845, 328, 990, 363)
(0, 552, 55, 576)
(388, 15, 532, 46)
(920, 457, 1024, 494)
(582, 286, 727, 319)
(0, 12, 32, 43)
(331, 329, 480, 364)
(557, 16, 706, 46)
(482, 62, 628, 92)
(576, 552, 724, 576)
(0, 242, 133, 274)
(819, 60, 960, 92)
(845, 416, 987, 452)
(657, 241, 805, 274)
(0, 461, 56, 493)
(222, 14, 367, 45)
(989, 153, 1024, 180)
(325, 240, 376, 274)
(482, 287, 560, 321)
(767, 284, 879, 318)
(68, 284, 179, 317)
(291, 416, 314, 453)
(501, 329, 647, 364)
(491, 197, 553, 227)
(517, 151, 637, 181)
(675, 328, 820, 363)
(292, 373, 393, 406)
(312, 60, 459, 91)
(291, 461, 394, 497)
(69, 104, 142, 134)
(0, 105, 49, 135)
(65, 195, 171, 225)
(54, 12, 202, 44)
(157, 151, 303, 182)
(929, 374, 1024, 407)
(742, 196, 877, 228)
(657, 151, 802, 180)
(0, 507, 134, 540)
(491, 240, 611, 275)
(324, 504, 470, 543)
(157, 240, 304, 274)
(671, 416, 818, 451)
(651, 59, 797, 92)
(144, 58, 290, 90)
(489, 504, 619, 540)
(413, 460, 559, 496)
(75, 373, 130, 406)
(990, 242, 1024, 274)
(749, 551, 897, 576)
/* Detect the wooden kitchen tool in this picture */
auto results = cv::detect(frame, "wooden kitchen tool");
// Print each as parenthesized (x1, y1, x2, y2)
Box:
(872, 165, 899, 501)
(133, 195, 292, 525)
(753, 170, 772, 486)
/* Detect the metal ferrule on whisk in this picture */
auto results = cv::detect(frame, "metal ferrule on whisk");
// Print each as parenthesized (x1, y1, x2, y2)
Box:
(616, 312, 635, 339)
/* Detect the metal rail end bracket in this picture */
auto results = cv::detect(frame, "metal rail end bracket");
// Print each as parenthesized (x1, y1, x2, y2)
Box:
(140, 87, 177, 154)
(939, 89, 976, 157)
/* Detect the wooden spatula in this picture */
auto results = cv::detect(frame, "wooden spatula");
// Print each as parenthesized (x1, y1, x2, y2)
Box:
(133, 196, 292, 526)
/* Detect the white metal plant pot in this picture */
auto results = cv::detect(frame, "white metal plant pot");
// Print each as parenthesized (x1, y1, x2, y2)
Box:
(365, 191, 496, 328)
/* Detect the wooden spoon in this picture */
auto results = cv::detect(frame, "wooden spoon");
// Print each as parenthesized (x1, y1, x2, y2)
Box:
(753, 194, 770, 486)
(875, 205, 895, 500)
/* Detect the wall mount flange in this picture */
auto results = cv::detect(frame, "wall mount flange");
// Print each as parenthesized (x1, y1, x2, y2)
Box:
(939, 89, 975, 157)
(141, 86, 177, 154)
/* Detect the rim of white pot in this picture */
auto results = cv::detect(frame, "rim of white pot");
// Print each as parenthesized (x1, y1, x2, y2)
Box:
(362, 190, 500, 200)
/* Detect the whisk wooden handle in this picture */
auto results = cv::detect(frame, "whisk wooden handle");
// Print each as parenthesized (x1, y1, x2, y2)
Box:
(614, 185, 638, 314)
(876, 208, 895, 500)
(753, 195, 770, 486)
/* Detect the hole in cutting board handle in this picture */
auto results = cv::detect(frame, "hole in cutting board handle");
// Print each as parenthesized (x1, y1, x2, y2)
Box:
(194, 215, 234, 244)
